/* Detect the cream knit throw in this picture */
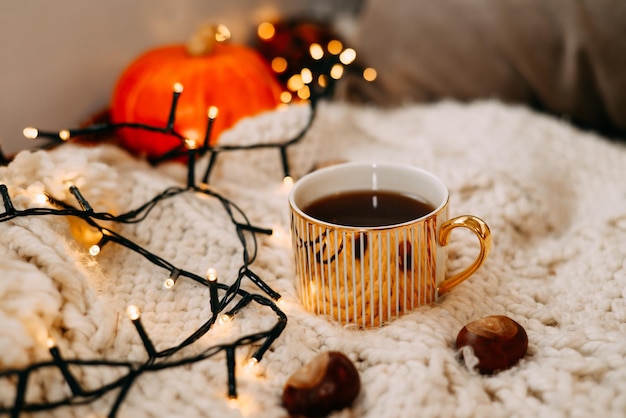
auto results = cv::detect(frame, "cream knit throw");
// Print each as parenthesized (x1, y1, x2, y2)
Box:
(1, 101, 625, 418)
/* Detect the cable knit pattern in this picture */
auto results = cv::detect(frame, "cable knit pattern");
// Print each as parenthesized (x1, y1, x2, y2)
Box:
(1, 100, 625, 417)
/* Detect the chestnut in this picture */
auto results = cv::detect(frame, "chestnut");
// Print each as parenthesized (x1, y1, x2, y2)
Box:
(282, 351, 360, 417)
(456, 315, 528, 375)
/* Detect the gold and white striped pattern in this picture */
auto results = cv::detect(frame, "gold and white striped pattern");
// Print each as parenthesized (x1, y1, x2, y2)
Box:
(290, 206, 448, 328)
(288, 162, 491, 328)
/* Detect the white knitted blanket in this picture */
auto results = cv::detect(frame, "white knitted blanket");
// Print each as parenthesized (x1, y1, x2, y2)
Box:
(1, 101, 626, 418)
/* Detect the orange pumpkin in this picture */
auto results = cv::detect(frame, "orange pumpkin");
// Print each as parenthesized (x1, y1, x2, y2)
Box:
(110, 25, 284, 159)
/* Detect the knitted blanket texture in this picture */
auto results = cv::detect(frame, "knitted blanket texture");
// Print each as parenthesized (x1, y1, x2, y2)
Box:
(1, 101, 625, 418)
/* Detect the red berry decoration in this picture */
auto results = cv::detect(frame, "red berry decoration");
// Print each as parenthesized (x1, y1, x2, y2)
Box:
(282, 351, 360, 417)
(456, 315, 528, 374)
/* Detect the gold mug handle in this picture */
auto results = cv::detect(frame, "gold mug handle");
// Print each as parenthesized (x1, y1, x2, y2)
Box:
(437, 215, 492, 295)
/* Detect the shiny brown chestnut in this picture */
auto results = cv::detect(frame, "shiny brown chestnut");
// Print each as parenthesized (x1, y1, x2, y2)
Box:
(456, 315, 528, 375)
(282, 351, 360, 417)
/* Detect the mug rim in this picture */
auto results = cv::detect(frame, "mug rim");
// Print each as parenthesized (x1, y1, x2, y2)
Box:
(288, 161, 449, 230)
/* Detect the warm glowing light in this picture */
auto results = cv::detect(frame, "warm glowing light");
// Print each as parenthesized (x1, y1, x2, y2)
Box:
(287, 74, 304, 92)
(215, 24, 231, 42)
(208, 106, 219, 119)
(297, 86, 310, 100)
(218, 313, 233, 325)
(271, 57, 288, 73)
(280, 91, 292, 104)
(59, 130, 70, 141)
(339, 48, 357, 65)
(88, 244, 101, 256)
(69, 217, 104, 249)
(243, 357, 259, 374)
(228, 397, 239, 408)
(33, 325, 50, 347)
(257, 22, 275, 40)
(318, 74, 328, 88)
(164, 278, 175, 289)
(207, 267, 218, 282)
(327, 39, 343, 55)
(300, 68, 313, 84)
(363, 67, 378, 82)
(46, 337, 56, 349)
(283, 176, 293, 187)
(23, 127, 39, 139)
(330, 64, 344, 80)
(126, 305, 140, 321)
(185, 138, 198, 149)
(173, 82, 184, 93)
(270, 225, 290, 248)
(229, 393, 255, 414)
(34, 193, 49, 205)
(309, 43, 324, 60)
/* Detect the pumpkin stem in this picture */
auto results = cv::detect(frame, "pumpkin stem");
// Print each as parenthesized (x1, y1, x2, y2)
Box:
(186, 23, 231, 56)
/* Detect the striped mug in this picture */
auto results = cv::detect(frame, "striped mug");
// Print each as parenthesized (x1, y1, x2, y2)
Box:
(288, 162, 491, 328)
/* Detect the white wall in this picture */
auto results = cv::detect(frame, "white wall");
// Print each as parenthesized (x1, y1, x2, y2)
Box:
(0, 0, 361, 155)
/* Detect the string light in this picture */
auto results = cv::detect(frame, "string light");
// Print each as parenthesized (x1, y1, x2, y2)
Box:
(257, 22, 275, 40)
(88, 234, 109, 256)
(207, 267, 220, 314)
(309, 43, 324, 60)
(318, 75, 328, 88)
(0, 185, 15, 215)
(23, 84, 316, 186)
(327, 39, 343, 55)
(253, 19, 376, 103)
(300, 68, 313, 84)
(280, 91, 292, 104)
(22, 127, 39, 139)
(226, 347, 238, 399)
(339, 48, 356, 65)
(69, 185, 93, 212)
(228, 397, 240, 409)
(46, 337, 56, 349)
(208, 106, 219, 120)
(88, 243, 101, 256)
(243, 357, 260, 376)
(165, 83, 183, 132)
(47, 337, 83, 396)
(200, 106, 219, 151)
(126, 305, 141, 321)
(1, 79, 302, 417)
(219, 313, 233, 325)
(214, 24, 231, 42)
(1, 178, 289, 414)
(297, 86, 311, 100)
(184, 138, 198, 149)
(164, 269, 180, 289)
(271, 57, 288, 73)
(330, 64, 344, 80)
(287, 74, 305, 91)
(127, 305, 157, 357)
(363, 67, 378, 82)
(34, 193, 49, 205)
